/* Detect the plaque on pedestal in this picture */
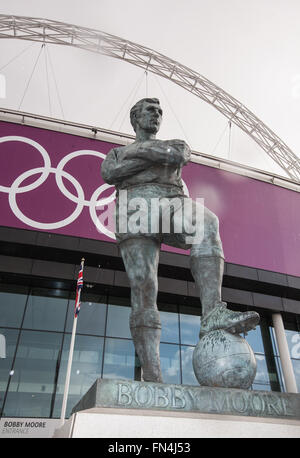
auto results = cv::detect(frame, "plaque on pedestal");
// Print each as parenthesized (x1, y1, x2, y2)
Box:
(72, 378, 300, 421)
(52, 379, 300, 438)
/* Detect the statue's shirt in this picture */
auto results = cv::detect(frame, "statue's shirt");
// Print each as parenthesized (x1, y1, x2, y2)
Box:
(101, 139, 191, 194)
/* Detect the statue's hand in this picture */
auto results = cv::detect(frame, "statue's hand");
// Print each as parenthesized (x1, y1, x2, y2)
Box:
(165, 139, 191, 165)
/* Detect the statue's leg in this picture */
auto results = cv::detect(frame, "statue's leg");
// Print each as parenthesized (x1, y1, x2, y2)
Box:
(119, 237, 163, 383)
(189, 205, 224, 314)
(187, 204, 259, 336)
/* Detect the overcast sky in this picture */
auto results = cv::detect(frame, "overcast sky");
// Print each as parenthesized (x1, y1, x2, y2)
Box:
(0, 0, 300, 177)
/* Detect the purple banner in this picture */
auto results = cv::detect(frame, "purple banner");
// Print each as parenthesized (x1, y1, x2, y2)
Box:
(0, 121, 299, 277)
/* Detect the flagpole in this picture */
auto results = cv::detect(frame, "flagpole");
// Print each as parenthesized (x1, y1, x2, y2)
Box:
(60, 258, 85, 422)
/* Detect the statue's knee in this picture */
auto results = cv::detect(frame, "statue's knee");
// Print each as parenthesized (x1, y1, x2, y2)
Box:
(191, 210, 224, 258)
(129, 266, 157, 290)
(134, 271, 148, 286)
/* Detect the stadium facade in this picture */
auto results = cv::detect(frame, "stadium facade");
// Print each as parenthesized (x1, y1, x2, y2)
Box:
(0, 108, 299, 425)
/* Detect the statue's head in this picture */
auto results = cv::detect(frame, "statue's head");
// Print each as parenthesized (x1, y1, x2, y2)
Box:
(130, 98, 162, 134)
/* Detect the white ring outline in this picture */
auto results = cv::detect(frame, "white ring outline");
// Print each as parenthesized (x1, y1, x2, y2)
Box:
(8, 166, 85, 230)
(89, 183, 116, 239)
(0, 136, 51, 193)
(56, 150, 114, 206)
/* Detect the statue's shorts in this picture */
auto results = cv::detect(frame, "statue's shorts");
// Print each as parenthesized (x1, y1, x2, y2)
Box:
(114, 183, 224, 258)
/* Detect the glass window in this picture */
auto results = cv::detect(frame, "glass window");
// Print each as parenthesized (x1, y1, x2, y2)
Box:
(160, 343, 180, 385)
(180, 313, 200, 346)
(269, 319, 300, 392)
(103, 338, 135, 380)
(250, 319, 282, 391)
(285, 330, 300, 360)
(0, 328, 19, 412)
(181, 345, 198, 386)
(53, 334, 104, 418)
(23, 288, 68, 332)
(244, 325, 265, 354)
(273, 356, 285, 391)
(291, 358, 300, 392)
(270, 317, 300, 359)
(3, 330, 62, 418)
(254, 354, 274, 386)
(160, 307, 179, 344)
(272, 352, 293, 393)
(251, 382, 271, 391)
(106, 305, 131, 339)
(65, 293, 107, 336)
(0, 284, 28, 328)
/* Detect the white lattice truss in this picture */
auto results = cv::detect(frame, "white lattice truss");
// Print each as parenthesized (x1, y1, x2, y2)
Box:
(0, 14, 299, 181)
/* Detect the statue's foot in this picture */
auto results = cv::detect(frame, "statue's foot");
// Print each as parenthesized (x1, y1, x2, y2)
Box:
(200, 302, 260, 338)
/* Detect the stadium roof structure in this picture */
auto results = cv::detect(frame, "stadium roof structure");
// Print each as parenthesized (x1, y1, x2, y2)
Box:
(0, 14, 300, 182)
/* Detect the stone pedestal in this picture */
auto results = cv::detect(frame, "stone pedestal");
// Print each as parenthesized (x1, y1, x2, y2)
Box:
(53, 378, 300, 438)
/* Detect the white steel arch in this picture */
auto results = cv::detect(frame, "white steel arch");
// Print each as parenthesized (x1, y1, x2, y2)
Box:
(0, 14, 299, 181)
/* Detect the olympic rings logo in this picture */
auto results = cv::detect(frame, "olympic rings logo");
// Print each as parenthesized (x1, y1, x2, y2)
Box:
(0, 135, 117, 239)
(0, 135, 190, 241)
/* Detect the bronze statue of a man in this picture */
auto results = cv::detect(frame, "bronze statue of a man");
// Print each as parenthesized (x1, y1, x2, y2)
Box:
(101, 97, 259, 383)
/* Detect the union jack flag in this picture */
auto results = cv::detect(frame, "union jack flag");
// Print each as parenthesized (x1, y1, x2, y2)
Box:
(74, 260, 84, 317)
